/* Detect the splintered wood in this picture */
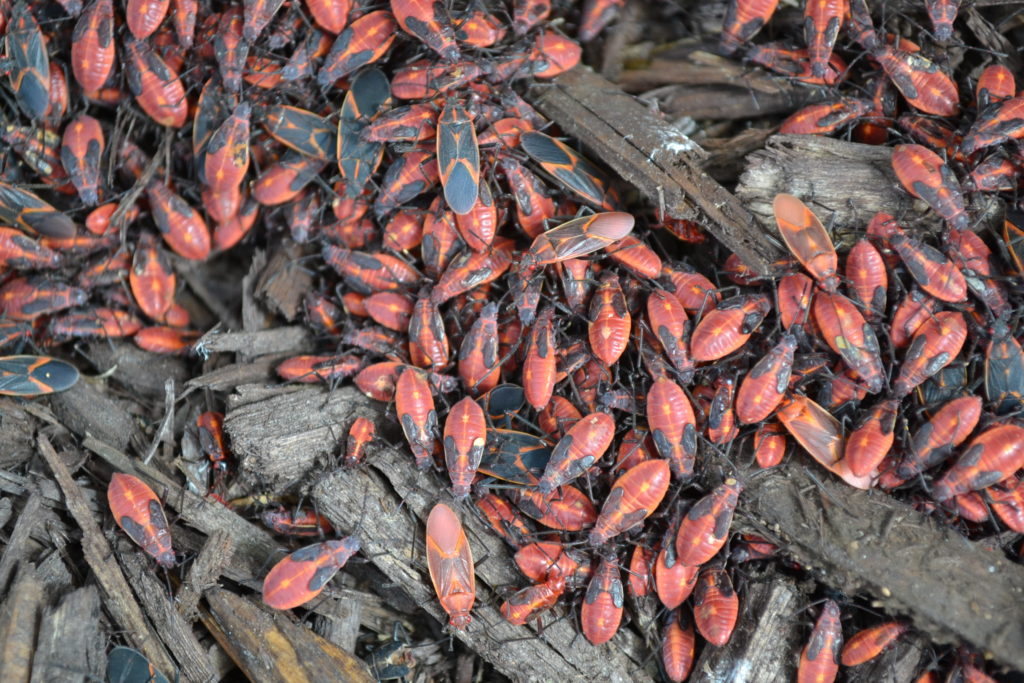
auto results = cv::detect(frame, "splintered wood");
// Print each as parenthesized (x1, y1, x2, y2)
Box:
(530, 66, 785, 274)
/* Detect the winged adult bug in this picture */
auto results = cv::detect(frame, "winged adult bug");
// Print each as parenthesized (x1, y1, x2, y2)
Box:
(581, 554, 624, 645)
(841, 621, 908, 667)
(538, 411, 615, 494)
(426, 503, 475, 629)
(773, 194, 838, 291)
(124, 38, 188, 128)
(443, 397, 486, 500)
(520, 212, 634, 272)
(985, 320, 1024, 414)
(662, 609, 696, 683)
(690, 294, 771, 362)
(317, 10, 398, 86)
(0, 182, 76, 238)
(107, 473, 175, 568)
(0, 355, 79, 396)
(5, 2, 49, 119)
(719, 0, 778, 54)
(107, 646, 171, 683)
(262, 537, 361, 609)
(0, 228, 61, 270)
(812, 292, 885, 393)
(71, 0, 115, 94)
(520, 132, 617, 210)
(436, 100, 479, 215)
(692, 562, 738, 646)
(844, 399, 898, 477)
(674, 478, 742, 566)
(0, 321, 32, 351)
(501, 573, 565, 626)
(798, 600, 842, 683)
(894, 311, 967, 398)
(263, 106, 335, 161)
(891, 145, 968, 232)
(514, 484, 597, 531)
(338, 68, 391, 199)
(932, 424, 1024, 501)
(872, 45, 959, 117)
(395, 367, 439, 470)
(960, 97, 1024, 155)
(589, 459, 670, 546)
(777, 395, 870, 489)
(736, 334, 797, 424)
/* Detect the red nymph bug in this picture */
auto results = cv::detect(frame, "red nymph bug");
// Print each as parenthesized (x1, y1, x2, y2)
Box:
(0, 227, 61, 270)
(581, 553, 624, 645)
(812, 292, 885, 393)
(931, 424, 1024, 501)
(891, 144, 968, 232)
(262, 537, 361, 609)
(975, 64, 1015, 110)
(130, 233, 175, 322)
(107, 473, 175, 568)
(476, 492, 532, 546)
(773, 193, 838, 291)
(736, 334, 796, 424)
(71, 0, 115, 93)
(513, 485, 597, 531)
(845, 239, 887, 320)
(661, 609, 696, 682)
(61, 114, 104, 206)
(674, 478, 742, 566)
(588, 272, 630, 367)
(127, 0, 169, 39)
(514, 542, 588, 588)
(589, 459, 671, 546)
(124, 38, 188, 128)
(261, 507, 335, 538)
(345, 417, 376, 468)
(841, 620, 908, 667)
(777, 395, 871, 489)
(443, 397, 486, 500)
(500, 573, 565, 626)
(899, 395, 981, 479)
(0, 355, 80, 396)
(408, 292, 449, 370)
(803, 0, 845, 80)
(646, 289, 694, 380)
(426, 503, 475, 629)
(145, 181, 211, 261)
(530, 31, 582, 79)
(689, 294, 770, 362)
(392, 0, 459, 61)
(647, 378, 697, 481)
(779, 98, 873, 135)
(692, 562, 739, 646)
(871, 45, 959, 117)
(797, 600, 842, 683)
(522, 306, 557, 410)
(719, 0, 778, 54)
(204, 103, 251, 194)
(538, 411, 615, 494)
(134, 326, 200, 355)
(893, 311, 967, 398)
(655, 516, 698, 608)
(196, 411, 230, 475)
(395, 366, 440, 470)
(843, 399, 898, 477)
(960, 96, 1024, 155)
(754, 422, 787, 468)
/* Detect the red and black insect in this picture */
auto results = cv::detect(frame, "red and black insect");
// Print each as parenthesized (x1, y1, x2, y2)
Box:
(262, 538, 361, 609)
(338, 68, 392, 199)
(318, 10, 398, 86)
(6, 1, 50, 119)
(841, 621, 908, 667)
(647, 378, 698, 481)
(720, 0, 779, 55)
(797, 600, 842, 683)
(0, 355, 79, 396)
(107, 473, 175, 567)
(538, 411, 615, 493)
(580, 553, 624, 645)
(443, 397, 486, 500)
(395, 366, 440, 470)
(520, 132, 618, 210)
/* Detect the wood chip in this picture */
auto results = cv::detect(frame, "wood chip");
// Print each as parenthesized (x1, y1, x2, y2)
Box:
(176, 529, 235, 622)
(0, 565, 44, 683)
(30, 585, 106, 683)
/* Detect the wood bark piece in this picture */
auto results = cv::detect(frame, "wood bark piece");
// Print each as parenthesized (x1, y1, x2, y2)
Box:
(37, 435, 176, 676)
(690, 573, 803, 682)
(184, 356, 283, 393)
(0, 492, 41, 593)
(736, 134, 1003, 240)
(83, 341, 190, 401)
(530, 66, 784, 274)
(0, 565, 43, 683)
(737, 462, 1024, 671)
(49, 380, 141, 453)
(256, 244, 313, 321)
(30, 586, 105, 683)
(119, 550, 216, 682)
(224, 385, 379, 487)
(193, 326, 312, 358)
(0, 399, 38, 468)
(176, 529, 235, 622)
(202, 587, 374, 683)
